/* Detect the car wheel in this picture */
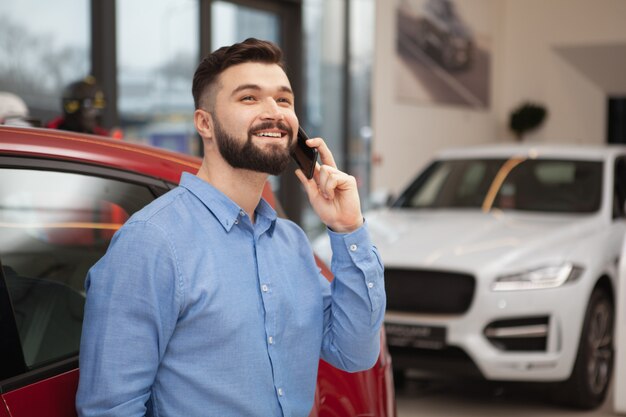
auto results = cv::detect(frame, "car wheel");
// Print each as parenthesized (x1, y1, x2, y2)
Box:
(553, 287, 614, 409)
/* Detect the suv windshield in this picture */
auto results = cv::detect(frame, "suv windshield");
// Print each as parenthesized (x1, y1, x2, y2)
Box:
(395, 158, 603, 213)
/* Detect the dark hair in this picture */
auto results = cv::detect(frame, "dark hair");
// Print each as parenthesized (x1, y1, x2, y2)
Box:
(192, 38, 284, 109)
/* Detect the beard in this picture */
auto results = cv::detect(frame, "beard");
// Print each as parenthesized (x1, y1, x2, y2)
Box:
(213, 118, 294, 176)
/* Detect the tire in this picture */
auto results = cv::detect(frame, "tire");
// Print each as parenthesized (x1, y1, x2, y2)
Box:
(553, 287, 614, 409)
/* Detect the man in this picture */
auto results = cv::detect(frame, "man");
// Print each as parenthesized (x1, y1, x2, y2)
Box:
(76, 38, 385, 417)
(47, 76, 109, 136)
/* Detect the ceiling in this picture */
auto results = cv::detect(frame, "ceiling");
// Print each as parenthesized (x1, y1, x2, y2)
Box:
(555, 42, 626, 96)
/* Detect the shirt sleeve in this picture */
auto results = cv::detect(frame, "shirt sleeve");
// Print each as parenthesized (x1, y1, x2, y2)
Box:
(319, 221, 385, 372)
(76, 220, 182, 417)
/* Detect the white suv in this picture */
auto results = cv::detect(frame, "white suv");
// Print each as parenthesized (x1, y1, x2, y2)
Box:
(315, 144, 626, 409)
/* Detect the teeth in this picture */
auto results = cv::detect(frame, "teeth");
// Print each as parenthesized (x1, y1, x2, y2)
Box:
(256, 132, 282, 138)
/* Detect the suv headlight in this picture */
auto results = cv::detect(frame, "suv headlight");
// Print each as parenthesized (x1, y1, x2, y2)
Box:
(491, 263, 583, 291)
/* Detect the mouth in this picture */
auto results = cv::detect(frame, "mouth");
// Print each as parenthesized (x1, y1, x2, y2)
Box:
(252, 129, 287, 139)
(250, 122, 292, 142)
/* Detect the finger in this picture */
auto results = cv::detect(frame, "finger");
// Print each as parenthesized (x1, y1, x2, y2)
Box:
(295, 169, 320, 200)
(318, 164, 334, 199)
(321, 172, 339, 200)
(312, 161, 322, 184)
(305, 138, 336, 169)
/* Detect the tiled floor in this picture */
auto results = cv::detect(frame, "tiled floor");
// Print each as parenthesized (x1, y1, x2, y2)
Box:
(395, 376, 619, 417)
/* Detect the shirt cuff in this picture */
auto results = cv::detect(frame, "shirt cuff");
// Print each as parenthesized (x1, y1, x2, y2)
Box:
(327, 220, 372, 265)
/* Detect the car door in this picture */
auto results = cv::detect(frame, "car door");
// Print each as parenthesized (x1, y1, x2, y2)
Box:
(0, 157, 169, 417)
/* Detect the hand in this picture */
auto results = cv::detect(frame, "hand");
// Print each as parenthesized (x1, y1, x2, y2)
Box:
(295, 137, 364, 233)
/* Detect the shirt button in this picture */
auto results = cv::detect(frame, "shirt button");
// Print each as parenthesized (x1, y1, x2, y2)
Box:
(367, 282, 374, 289)
(261, 284, 269, 293)
(239, 210, 245, 217)
(349, 244, 358, 252)
(277, 388, 284, 397)
(268, 336, 274, 344)
(234, 219, 239, 225)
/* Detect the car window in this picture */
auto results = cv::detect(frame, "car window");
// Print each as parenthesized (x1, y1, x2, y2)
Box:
(400, 158, 603, 213)
(501, 160, 602, 213)
(0, 168, 155, 369)
(406, 160, 503, 208)
(614, 157, 626, 218)
(409, 162, 452, 207)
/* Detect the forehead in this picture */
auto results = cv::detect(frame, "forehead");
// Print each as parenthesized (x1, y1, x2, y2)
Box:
(217, 62, 292, 93)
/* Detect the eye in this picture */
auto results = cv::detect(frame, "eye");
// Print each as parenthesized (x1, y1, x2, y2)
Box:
(241, 95, 256, 102)
(277, 97, 293, 106)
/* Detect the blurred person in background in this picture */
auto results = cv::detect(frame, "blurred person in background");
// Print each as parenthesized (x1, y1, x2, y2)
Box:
(47, 75, 110, 136)
(0, 91, 38, 127)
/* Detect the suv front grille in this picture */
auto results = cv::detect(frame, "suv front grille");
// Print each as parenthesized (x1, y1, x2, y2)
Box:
(385, 268, 475, 314)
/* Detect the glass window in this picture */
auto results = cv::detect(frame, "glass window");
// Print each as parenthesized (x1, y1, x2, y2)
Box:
(501, 160, 602, 212)
(458, 161, 487, 198)
(303, 0, 345, 169)
(409, 162, 452, 207)
(117, 0, 199, 154)
(614, 157, 626, 218)
(303, 0, 346, 237)
(302, 0, 375, 235)
(0, 0, 90, 126)
(400, 158, 603, 213)
(212, 1, 280, 48)
(348, 0, 374, 208)
(0, 168, 155, 368)
(534, 162, 576, 184)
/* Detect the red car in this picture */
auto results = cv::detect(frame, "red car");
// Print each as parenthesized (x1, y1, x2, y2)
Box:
(0, 126, 395, 417)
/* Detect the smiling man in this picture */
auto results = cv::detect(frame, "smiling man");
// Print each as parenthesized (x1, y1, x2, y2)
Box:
(76, 38, 385, 417)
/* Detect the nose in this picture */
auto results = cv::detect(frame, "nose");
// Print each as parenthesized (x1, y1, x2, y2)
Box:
(260, 98, 285, 121)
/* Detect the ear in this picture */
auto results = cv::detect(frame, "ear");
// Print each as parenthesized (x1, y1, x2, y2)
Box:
(194, 109, 214, 141)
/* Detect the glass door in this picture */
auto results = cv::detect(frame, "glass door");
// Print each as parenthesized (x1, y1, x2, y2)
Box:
(211, 1, 281, 48)
(117, 0, 199, 154)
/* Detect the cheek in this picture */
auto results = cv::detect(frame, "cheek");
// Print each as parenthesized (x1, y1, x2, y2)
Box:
(284, 112, 299, 134)
(217, 111, 253, 135)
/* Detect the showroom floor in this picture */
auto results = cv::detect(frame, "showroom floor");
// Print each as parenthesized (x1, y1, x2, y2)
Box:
(396, 376, 618, 417)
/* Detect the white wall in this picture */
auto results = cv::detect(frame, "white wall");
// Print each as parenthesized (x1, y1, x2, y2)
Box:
(499, 0, 626, 145)
(372, 0, 626, 195)
(372, 0, 504, 195)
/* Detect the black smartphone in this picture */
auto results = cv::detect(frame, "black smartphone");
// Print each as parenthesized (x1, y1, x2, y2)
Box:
(291, 126, 319, 180)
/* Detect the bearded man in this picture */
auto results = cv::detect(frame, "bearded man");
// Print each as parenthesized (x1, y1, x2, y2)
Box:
(76, 38, 385, 417)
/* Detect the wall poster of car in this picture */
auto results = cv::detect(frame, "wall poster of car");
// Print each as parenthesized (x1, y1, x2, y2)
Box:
(395, 0, 494, 109)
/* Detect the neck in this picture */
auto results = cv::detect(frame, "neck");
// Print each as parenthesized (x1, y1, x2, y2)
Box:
(196, 157, 267, 223)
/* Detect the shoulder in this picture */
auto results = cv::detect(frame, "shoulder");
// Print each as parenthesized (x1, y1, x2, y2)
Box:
(110, 187, 193, 243)
(128, 186, 189, 225)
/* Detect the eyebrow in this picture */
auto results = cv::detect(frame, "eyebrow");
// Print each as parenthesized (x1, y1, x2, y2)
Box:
(231, 84, 294, 97)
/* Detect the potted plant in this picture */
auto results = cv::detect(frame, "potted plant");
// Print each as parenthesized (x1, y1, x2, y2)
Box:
(509, 102, 548, 141)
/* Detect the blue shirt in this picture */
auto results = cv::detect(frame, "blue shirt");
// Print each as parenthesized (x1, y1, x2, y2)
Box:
(76, 172, 385, 417)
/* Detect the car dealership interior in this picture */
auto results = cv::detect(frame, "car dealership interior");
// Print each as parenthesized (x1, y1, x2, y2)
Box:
(1, 0, 626, 416)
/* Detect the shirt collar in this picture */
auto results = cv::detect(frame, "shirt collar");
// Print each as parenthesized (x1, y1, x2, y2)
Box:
(179, 172, 277, 233)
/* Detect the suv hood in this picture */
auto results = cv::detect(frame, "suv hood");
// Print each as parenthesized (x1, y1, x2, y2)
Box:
(364, 208, 602, 274)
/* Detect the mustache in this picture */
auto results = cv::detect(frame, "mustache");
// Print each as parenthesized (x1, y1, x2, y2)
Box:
(249, 121, 293, 137)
